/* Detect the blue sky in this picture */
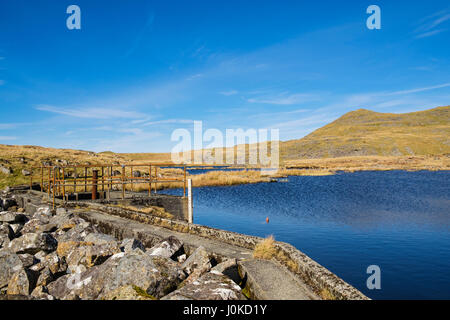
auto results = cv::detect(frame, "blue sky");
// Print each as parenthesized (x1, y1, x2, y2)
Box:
(0, 0, 449, 152)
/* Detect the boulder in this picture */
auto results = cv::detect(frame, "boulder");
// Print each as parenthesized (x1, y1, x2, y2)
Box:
(18, 253, 37, 268)
(0, 234, 10, 248)
(0, 223, 14, 240)
(0, 165, 13, 175)
(120, 238, 145, 253)
(84, 233, 118, 246)
(22, 219, 56, 234)
(7, 268, 37, 295)
(2, 198, 17, 211)
(102, 285, 156, 300)
(0, 250, 23, 288)
(146, 236, 183, 259)
(177, 254, 187, 263)
(0, 211, 26, 223)
(21, 169, 31, 176)
(31, 285, 54, 300)
(161, 272, 246, 300)
(35, 267, 53, 287)
(56, 240, 121, 271)
(182, 246, 211, 275)
(30, 251, 67, 276)
(8, 233, 58, 254)
(48, 251, 186, 300)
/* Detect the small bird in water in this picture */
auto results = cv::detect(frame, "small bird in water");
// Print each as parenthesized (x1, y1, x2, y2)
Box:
(266, 217, 269, 223)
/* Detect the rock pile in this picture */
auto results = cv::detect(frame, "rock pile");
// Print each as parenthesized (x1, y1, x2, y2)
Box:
(0, 196, 245, 300)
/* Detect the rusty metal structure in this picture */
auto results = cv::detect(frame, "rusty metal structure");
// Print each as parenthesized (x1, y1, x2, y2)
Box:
(27, 164, 188, 208)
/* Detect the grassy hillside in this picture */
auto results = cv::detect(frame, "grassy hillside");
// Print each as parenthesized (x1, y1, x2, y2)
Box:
(1, 106, 449, 189)
(281, 106, 450, 159)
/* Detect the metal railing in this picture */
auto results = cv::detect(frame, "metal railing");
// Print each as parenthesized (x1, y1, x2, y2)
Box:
(27, 164, 188, 208)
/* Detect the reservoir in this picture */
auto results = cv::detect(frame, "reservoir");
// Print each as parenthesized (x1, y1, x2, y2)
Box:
(162, 170, 450, 299)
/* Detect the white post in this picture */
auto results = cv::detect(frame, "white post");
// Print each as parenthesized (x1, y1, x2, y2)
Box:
(187, 178, 193, 223)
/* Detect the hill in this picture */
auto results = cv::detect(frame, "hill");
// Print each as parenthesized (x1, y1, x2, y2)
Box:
(281, 106, 450, 159)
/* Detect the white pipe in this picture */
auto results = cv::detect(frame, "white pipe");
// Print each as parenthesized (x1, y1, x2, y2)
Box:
(188, 178, 193, 223)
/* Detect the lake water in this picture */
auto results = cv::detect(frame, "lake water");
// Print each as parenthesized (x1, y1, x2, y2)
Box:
(161, 170, 450, 300)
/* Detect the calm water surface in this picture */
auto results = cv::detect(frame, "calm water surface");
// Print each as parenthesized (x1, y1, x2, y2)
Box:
(162, 170, 450, 299)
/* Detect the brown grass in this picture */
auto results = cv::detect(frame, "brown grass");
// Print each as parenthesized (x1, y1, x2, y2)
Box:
(320, 288, 337, 300)
(253, 235, 277, 259)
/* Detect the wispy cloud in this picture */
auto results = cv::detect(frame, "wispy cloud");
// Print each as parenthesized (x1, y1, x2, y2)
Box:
(386, 82, 450, 95)
(36, 105, 144, 119)
(247, 92, 320, 105)
(142, 119, 194, 126)
(0, 123, 18, 129)
(0, 136, 17, 141)
(414, 9, 450, 39)
(219, 90, 238, 96)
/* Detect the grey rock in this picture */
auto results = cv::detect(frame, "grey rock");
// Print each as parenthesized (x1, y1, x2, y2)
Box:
(146, 236, 183, 259)
(56, 240, 120, 271)
(120, 238, 145, 253)
(7, 267, 38, 295)
(36, 267, 53, 287)
(48, 251, 186, 300)
(182, 246, 211, 275)
(0, 223, 14, 240)
(0, 250, 23, 288)
(2, 198, 17, 211)
(0, 165, 13, 175)
(10, 223, 22, 236)
(30, 251, 67, 276)
(8, 233, 58, 254)
(84, 233, 117, 246)
(0, 211, 26, 223)
(31, 285, 54, 300)
(18, 253, 37, 268)
(177, 254, 187, 263)
(161, 272, 245, 300)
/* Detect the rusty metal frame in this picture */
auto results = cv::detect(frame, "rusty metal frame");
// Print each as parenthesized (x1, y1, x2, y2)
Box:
(28, 163, 188, 208)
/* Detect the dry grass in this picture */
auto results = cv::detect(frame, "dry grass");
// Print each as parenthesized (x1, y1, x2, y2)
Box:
(320, 288, 337, 300)
(253, 235, 277, 259)
(253, 235, 299, 270)
(285, 155, 450, 172)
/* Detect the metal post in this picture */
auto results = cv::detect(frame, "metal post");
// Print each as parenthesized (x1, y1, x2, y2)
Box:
(74, 167, 77, 193)
(48, 168, 51, 197)
(154, 166, 157, 194)
(130, 166, 133, 191)
(183, 166, 187, 197)
(101, 166, 104, 192)
(92, 170, 98, 200)
(40, 167, 43, 192)
(187, 178, 193, 223)
(84, 167, 87, 192)
(148, 165, 151, 196)
(62, 167, 66, 202)
(52, 167, 56, 209)
(121, 165, 125, 200)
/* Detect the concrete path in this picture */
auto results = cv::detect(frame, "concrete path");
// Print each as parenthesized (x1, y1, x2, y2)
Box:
(78, 209, 253, 260)
(238, 259, 319, 300)
(77, 209, 319, 300)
